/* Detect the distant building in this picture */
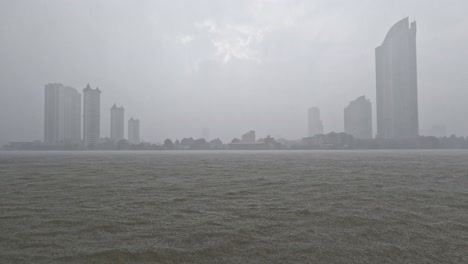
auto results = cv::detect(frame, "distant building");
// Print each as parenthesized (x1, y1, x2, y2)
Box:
(308, 107, 324, 137)
(344, 96, 372, 139)
(376, 18, 418, 139)
(229, 134, 281, 150)
(241, 130, 256, 143)
(202, 128, 210, 141)
(83, 84, 101, 147)
(128, 117, 140, 145)
(110, 104, 125, 141)
(302, 132, 354, 149)
(44, 83, 82, 145)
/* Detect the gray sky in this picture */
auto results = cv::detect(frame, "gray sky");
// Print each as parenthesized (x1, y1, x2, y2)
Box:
(1, 0, 467, 144)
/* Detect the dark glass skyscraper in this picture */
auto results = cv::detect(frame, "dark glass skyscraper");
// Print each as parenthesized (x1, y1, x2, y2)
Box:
(376, 18, 418, 139)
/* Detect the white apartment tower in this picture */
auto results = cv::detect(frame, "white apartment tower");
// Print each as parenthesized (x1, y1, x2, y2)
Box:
(44, 83, 81, 145)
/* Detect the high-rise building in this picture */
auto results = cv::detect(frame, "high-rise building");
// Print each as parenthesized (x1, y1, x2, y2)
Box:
(44, 83, 81, 145)
(110, 104, 125, 141)
(376, 17, 418, 139)
(128, 117, 140, 145)
(344, 96, 372, 139)
(83, 84, 101, 147)
(241, 130, 256, 143)
(308, 107, 324, 137)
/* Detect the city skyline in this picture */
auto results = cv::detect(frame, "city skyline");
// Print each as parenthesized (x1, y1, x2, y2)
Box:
(43, 83, 142, 147)
(1, 3, 467, 263)
(21, 14, 463, 150)
(1, 1, 468, 145)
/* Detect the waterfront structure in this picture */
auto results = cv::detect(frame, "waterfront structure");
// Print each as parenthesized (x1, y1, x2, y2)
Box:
(44, 83, 81, 144)
(308, 107, 324, 137)
(83, 84, 101, 147)
(302, 132, 354, 149)
(228, 142, 274, 150)
(110, 104, 125, 141)
(128, 117, 140, 145)
(241, 130, 256, 143)
(376, 17, 418, 139)
(344, 96, 373, 139)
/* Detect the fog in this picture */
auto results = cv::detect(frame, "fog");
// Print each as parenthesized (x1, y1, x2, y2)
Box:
(1, 0, 467, 145)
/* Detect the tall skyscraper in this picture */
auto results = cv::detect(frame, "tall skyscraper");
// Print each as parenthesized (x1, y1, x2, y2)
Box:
(376, 17, 418, 139)
(44, 83, 81, 144)
(308, 107, 324, 137)
(128, 117, 140, 145)
(83, 84, 101, 147)
(110, 104, 125, 141)
(344, 96, 372, 139)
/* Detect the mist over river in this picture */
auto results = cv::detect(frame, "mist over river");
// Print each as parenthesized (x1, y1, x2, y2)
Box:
(1, 150, 467, 263)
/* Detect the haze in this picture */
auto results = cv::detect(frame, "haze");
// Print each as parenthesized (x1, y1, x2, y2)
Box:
(1, 0, 467, 145)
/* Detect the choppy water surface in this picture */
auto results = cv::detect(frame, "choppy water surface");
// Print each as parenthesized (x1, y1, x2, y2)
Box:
(0, 150, 467, 263)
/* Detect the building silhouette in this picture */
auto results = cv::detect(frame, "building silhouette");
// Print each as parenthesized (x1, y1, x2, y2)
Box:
(128, 117, 140, 145)
(44, 83, 81, 145)
(308, 107, 324, 137)
(241, 130, 256, 143)
(376, 17, 418, 139)
(344, 96, 372, 139)
(110, 104, 125, 141)
(83, 84, 101, 147)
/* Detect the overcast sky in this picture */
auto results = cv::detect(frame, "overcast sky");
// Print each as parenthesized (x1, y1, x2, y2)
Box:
(1, 0, 467, 144)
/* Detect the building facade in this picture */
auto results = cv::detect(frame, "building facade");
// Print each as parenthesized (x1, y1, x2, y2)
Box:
(308, 107, 324, 137)
(241, 130, 256, 143)
(344, 96, 372, 139)
(44, 83, 81, 145)
(83, 84, 101, 147)
(376, 17, 418, 139)
(128, 117, 140, 145)
(110, 104, 125, 141)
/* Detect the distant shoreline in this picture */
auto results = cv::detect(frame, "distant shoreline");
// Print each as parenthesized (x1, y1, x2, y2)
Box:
(2, 148, 468, 152)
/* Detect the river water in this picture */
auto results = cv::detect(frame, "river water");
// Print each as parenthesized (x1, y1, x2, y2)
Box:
(0, 150, 467, 263)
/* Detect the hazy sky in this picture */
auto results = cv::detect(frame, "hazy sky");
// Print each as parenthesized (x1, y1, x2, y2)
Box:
(1, 0, 467, 144)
